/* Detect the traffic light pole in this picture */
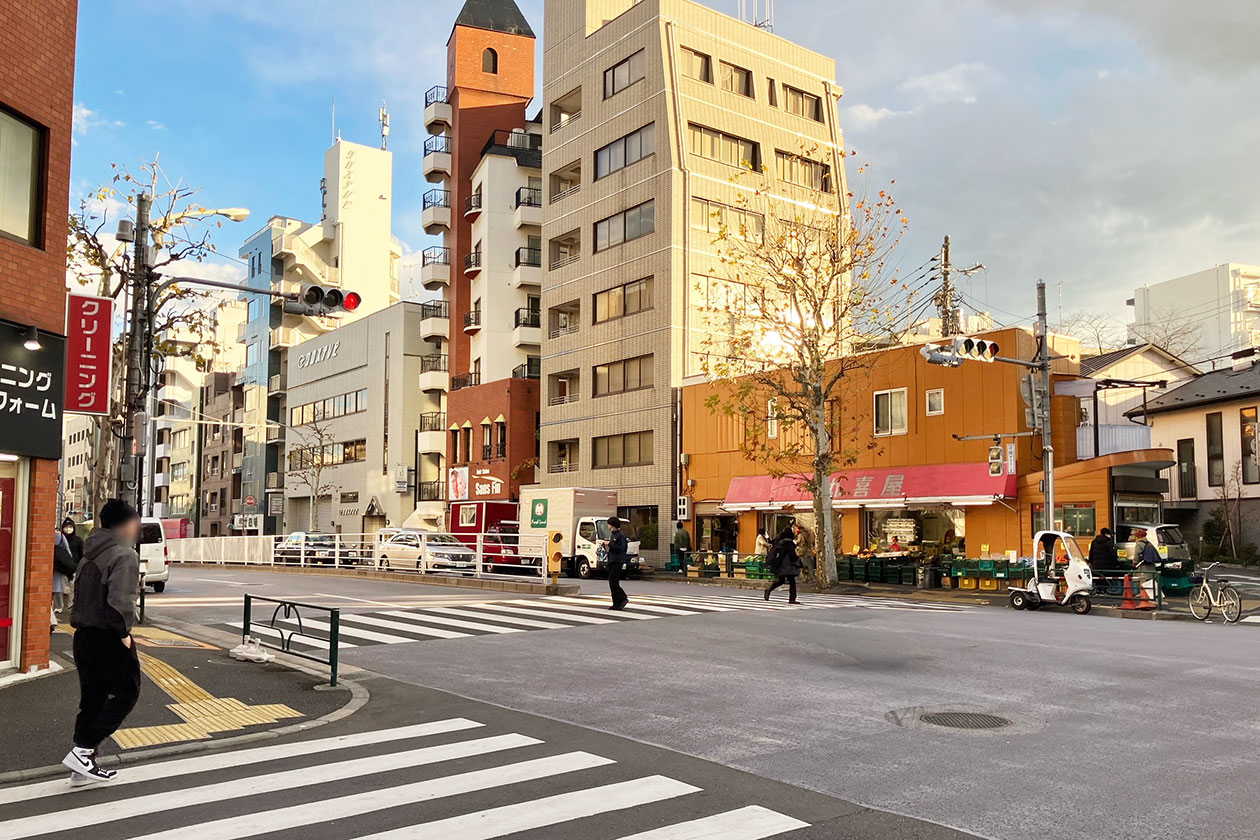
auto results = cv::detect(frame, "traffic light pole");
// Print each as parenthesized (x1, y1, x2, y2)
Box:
(119, 194, 152, 511)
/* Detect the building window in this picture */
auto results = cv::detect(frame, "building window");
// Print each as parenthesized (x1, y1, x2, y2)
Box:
(0, 106, 43, 246)
(1242, 408, 1258, 485)
(926, 389, 945, 416)
(246, 342, 259, 366)
(287, 438, 367, 471)
(783, 84, 824, 121)
(1032, 502, 1097, 536)
(720, 61, 754, 97)
(1207, 411, 1224, 487)
(340, 491, 359, 504)
(775, 150, 832, 191)
(1176, 438, 1197, 499)
(604, 50, 646, 99)
(483, 48, 498, 74)
(617, 505, 660, 549)
(593, 431, 654, 468)
(594, 277, 653, 323)
(691, 197, 763, 242)
(767, 398, 779, 439)
(594, 199, 654, 252)
(874, 388, 908, 436)
(290, 388, 368, 426)
(680, 47, 712, 82)
(594, 354, 653, 397)
(595, 123, 655, 179)
(767, 77, 778, 107)
(688, 123, 759, 170)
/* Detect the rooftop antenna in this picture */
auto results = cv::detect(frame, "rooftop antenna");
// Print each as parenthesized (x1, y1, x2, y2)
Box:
(737, 0, 774, 30)
(379, 100, 391, 150)
(331, 97, 336, 145)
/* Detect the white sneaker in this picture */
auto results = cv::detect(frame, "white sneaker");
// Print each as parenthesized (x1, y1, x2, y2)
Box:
(62, 748, 116, 783)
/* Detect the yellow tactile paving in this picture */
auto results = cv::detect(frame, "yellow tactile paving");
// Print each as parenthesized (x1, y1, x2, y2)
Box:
(138, 652, 215, 704)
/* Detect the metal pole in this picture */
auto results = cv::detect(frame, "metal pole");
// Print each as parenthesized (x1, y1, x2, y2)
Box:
(1038, 280, 1055, 529)
(328, 608, 340, 687)
(120, 194, 152, 509)
(1092, 386, 1101, 459)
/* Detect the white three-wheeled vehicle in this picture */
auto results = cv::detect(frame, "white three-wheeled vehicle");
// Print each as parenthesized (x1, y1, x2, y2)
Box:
(1008, 530, 1093, 615)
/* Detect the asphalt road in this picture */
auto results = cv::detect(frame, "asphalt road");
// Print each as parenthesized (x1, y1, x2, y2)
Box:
(53, 565, 1260, 839)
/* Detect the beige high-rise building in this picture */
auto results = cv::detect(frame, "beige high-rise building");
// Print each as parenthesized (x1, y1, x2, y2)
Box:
(539, 0, 846, 553)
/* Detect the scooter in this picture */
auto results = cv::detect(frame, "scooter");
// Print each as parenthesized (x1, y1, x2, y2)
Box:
(1008, 530, 1093, 615)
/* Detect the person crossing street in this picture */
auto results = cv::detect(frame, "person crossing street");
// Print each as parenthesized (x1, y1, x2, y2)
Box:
(605, 517, 631, 611)
(764, 524, 802, 604)
(63, 499, 144, 784)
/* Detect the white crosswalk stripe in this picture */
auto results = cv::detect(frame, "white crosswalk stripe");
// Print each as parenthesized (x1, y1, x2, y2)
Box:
(0, 718, 809, 840)
(224, 591, 970, 650)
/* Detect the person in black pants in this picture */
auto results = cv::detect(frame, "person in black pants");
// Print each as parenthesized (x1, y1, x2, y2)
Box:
(64, 499, 143, 784)
(605, 517, 630, 610)
(764, 524, 802, 604)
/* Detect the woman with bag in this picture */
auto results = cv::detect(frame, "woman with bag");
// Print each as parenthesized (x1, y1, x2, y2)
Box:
(764, 523, 801, 604)
(53, 527, 80, 614)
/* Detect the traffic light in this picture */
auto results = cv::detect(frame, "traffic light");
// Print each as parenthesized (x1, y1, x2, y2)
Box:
(547, 530, 564, 577)
(920, 343, 962, 367)
(951, 336, 999, 362)
(283, 284, 363, 316)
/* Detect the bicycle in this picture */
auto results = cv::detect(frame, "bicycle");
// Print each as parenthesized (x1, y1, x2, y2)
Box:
(1187, 561, 1241, 623)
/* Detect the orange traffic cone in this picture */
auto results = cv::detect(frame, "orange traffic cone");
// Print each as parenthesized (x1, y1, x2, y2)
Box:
(1120, 574, 1140, 610)
(1136, 577, 1157, 610)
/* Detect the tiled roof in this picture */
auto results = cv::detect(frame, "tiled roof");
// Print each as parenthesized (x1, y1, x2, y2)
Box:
(455, 0, 535, 37)
(1131, 360, 1260, 416)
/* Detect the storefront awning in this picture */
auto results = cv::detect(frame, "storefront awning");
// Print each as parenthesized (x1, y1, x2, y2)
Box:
(723, 463, 1018, 511)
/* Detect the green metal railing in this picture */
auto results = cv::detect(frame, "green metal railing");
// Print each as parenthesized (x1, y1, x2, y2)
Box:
(242, 594, 340, 686)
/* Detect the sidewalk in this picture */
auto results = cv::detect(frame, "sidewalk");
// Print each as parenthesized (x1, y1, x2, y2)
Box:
(0, 621, 356, 780)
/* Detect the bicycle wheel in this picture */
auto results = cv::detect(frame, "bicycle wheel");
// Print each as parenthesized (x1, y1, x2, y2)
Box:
(1188, 584, 1212, 621)
(1220, 586, 1243, 624)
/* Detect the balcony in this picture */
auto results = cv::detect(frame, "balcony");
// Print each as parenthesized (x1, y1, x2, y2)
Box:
(236, 321, 247, 342)
(549, 462, 579, 474)
(513, 308, 541, 347)
(463, 310, 482, 334)
(422, 189, 452, 233)
(268, 372, 287, 394)
(418, 354, 449, 391)
(232, 452, 243, 473)
(513, 357, 541, 380)
(551, 182, 581, 203)
(464, 192, 483, 218)
(266, 424, 285, 443)
(418, 300, 449, 341)
(424, 85, 451, 132)
(420, 246, 450, 290)
(422, 135, 452, 183)
(551, 251, 580, 271)
(266, 471, 284, 490)
(417, 480, 446, 502)
(452, 371, 482, 390)
(548, 392, 580, 407)
(273, 231, 337, 288)
(463, 251, 483, 276)
(514, 187, 542, 228)
(269, 326, 299, 348)
(512, 247, 542, 289)
(417, 412, 447, 455)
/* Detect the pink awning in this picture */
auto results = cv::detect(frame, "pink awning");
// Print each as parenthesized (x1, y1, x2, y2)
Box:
(723, 463, 1017, 511)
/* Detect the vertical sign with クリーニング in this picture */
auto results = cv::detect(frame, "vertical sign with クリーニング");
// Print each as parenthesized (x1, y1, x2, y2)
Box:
(64, 294, 113, 416)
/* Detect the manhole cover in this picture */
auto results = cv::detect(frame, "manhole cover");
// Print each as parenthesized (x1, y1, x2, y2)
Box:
(920, 711, 1012, 730)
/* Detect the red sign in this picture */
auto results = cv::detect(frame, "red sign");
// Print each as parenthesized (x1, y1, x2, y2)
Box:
(244, 495, 257, 507)
(64, 294, 113, 415)
(724, 462, 1019, 510)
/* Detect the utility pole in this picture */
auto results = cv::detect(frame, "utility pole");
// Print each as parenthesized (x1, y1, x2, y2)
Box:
(934, 235, 956, 336)
(120, 193, 152, 511)
(1037, 280, 1054, 530)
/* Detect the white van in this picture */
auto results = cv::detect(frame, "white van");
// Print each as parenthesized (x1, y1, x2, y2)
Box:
(139, 517, 170, 592)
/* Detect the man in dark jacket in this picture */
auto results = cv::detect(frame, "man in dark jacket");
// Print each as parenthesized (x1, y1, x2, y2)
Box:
(64, 499, 142, 784)
(1088, 528, 1118, 570)
(605, 517, 630, 610)
(764, 524, 802, 604)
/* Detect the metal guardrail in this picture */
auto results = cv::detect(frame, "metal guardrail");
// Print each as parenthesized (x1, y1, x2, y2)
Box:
(242, 594, 340, 686)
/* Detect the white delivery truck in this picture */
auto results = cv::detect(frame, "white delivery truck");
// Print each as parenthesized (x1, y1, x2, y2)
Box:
(518, 487, 642, 579)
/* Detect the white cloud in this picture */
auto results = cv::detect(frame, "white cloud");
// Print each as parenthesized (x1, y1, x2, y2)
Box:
(72, 103, 125, 136)
(843, 104, 911, 130)
(898, 62, 999, 105)
(146, 120, 167, 131)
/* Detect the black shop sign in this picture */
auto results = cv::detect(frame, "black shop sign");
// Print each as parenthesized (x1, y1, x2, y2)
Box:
(0, 319, 65, 460)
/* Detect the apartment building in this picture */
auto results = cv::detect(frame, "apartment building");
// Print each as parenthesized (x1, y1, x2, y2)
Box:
(199, 371, 244, 537)
(1129, 263, 1260, 361)
(61, 414, 94, 520)
(422, 0, 542, 509)
(539, 0, 846, 554)
(283, 302, 446, 534)
(238, 139, 403, 534)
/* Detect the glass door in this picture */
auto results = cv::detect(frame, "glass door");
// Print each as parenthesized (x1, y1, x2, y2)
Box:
(0, 463, 17, 665)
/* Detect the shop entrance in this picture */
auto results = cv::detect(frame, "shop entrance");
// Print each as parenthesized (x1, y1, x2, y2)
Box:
(697, 514, 739, 554)
(863, 506, 966, 556)
(0, 464, 18, 666)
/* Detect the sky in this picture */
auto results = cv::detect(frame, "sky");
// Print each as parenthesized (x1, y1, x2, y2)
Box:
(70, 0, 1260, 329)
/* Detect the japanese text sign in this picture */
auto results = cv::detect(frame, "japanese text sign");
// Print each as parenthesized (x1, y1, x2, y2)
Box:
(65, 294, 113, 416)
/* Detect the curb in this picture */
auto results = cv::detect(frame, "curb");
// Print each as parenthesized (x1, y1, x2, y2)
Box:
(0, 621, 371, 785)
(172, 561, 580, 596)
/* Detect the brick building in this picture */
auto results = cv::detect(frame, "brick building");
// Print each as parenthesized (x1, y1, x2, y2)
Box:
(423, 0, 542, 509)
(0, 0, 78, 672)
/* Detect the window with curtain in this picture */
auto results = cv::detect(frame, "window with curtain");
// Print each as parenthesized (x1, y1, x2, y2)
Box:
(0, 107, 42, 246)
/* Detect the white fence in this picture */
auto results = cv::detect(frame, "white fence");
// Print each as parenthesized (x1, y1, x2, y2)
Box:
(168, 531, 547, 581)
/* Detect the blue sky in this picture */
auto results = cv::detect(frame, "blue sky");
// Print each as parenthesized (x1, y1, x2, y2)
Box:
(71, 0, 1260, 334)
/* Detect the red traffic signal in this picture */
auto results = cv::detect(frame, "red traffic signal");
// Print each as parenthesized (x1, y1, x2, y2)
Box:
(343, 291, 362, 312)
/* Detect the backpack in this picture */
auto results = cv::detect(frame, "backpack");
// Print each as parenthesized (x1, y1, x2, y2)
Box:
(54, 541, 79, 577)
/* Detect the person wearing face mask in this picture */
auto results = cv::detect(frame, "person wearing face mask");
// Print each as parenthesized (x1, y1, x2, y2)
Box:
(62, 517, 85, 563)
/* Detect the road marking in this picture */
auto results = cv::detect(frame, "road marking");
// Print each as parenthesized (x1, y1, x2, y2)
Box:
(521, 597, 655, 620)
(193, 578, 250, 586)
(611, 805, 811, 839)
(272, 614, 468, 644)
(350, 775, 702, 840)
(124, 752, 615, 840)
(225, 621, 357, 652)
(0, 718, 483, 807)
(315, 592, 418, 608)
(343, 611, 521, 637)
(424, 605, 570, 629)
(375, 609, 527, 635)
(470, 602, 620, 624)
(0, 733, 542, 838)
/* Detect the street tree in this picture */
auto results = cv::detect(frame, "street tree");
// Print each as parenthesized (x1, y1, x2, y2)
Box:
(1058, 310, 1126, 356)
(1128, 305, 1204, 360)
(289, 419, 341, 532)
(66, 157, 235, 513)
(696, 151, 910, 586)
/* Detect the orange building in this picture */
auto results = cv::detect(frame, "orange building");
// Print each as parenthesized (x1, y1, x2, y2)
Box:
(680, 328, 1175, 560)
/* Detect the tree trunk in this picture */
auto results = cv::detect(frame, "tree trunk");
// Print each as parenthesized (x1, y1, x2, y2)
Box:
(810, 398, 839, 587)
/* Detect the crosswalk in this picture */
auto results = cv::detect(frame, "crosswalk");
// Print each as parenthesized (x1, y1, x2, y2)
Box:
(226, 591, 971, 653)
(0, 716, 810, 840)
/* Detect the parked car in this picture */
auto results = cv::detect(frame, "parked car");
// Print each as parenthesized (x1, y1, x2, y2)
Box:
(1114, 522, 1194, 592)
(274, 532, 360, 566)
(377, 531, 475, 575)
(138, 517, 169, 592)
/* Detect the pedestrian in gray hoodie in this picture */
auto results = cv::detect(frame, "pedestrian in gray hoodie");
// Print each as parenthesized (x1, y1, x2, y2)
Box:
(63, 499, 142, 784)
